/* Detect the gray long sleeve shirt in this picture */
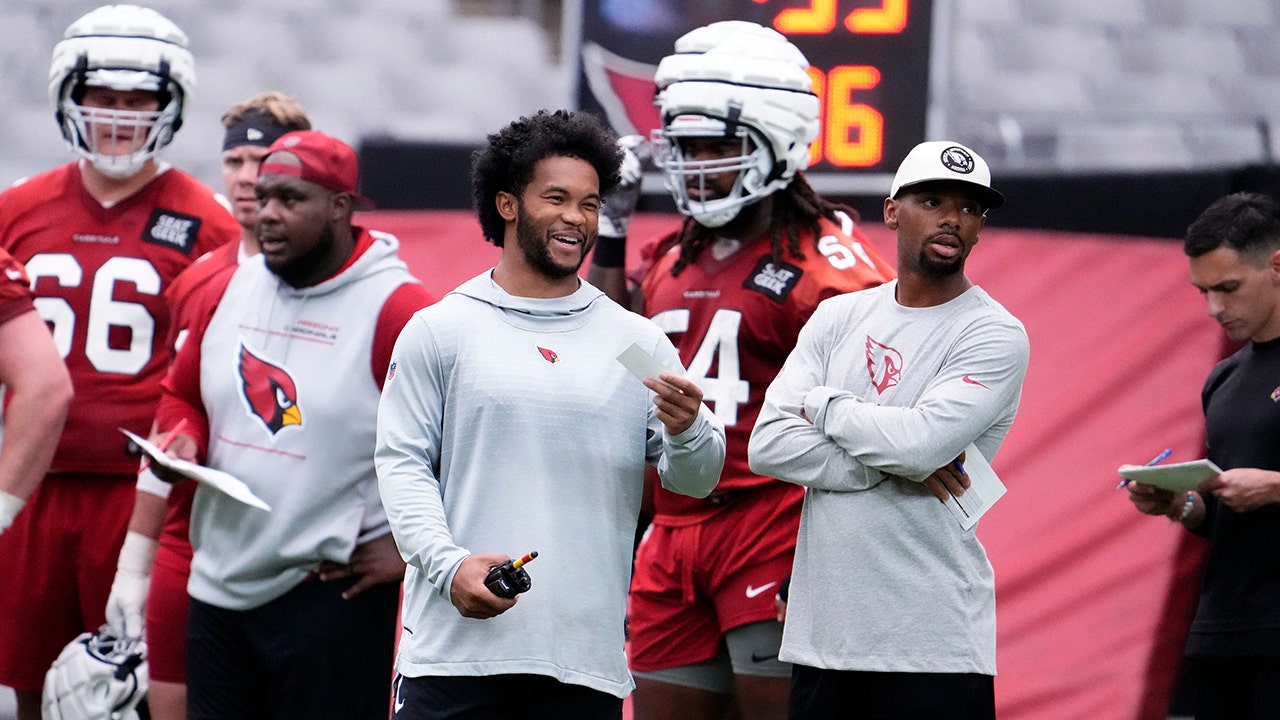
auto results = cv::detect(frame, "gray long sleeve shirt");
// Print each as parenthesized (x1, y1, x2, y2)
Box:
(750, 280, 1029, 674)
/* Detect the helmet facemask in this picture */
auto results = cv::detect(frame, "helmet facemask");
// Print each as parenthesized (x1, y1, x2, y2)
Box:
(652, 115, 780, 228)
(59, 66, 183, 179)
(651, 28, 819, 229)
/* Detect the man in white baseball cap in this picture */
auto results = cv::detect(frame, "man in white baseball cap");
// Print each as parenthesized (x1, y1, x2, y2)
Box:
(750, 139, 1027, 719)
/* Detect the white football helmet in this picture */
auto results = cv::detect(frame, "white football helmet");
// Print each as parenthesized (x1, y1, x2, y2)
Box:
(43, 626, 147, 720)
(653, 21, 804, 93)
(48, 4, 196, 179)
(653, 31, 820, 227)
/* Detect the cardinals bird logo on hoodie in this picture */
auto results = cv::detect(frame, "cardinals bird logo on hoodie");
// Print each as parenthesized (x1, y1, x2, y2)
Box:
(238, 343, 302, 436)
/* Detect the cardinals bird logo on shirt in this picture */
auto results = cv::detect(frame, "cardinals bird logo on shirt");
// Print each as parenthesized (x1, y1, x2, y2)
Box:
(238, 343, 302, 436)
(866, 336, 903, 394)
(537, 346, 560, 364)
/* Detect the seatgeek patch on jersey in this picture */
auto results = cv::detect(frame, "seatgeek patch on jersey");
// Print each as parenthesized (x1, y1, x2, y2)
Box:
(142, 209, 202, 255)
(743, 255, 803, 304)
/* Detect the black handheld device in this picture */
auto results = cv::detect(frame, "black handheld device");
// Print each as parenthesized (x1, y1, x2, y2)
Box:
(484, 550, 538, 599)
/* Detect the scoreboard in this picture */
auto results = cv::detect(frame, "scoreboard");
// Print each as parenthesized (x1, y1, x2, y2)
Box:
(576, 0, 933, 183)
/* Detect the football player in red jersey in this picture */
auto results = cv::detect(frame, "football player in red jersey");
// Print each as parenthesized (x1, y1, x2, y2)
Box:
(588, 22, 895, 720)
(104, 90, 312, 720)
(0, 6, 239, 718)
(0, 249, 73, 538)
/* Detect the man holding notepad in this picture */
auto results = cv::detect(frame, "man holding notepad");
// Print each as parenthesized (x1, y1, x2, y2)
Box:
(1126, 192, 1280, 718)
(749, 141, 1029, 720)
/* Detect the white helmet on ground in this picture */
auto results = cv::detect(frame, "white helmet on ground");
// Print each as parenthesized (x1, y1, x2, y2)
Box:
(48, 4, 195, 179)
(652, 29, 819, 228)
(42, 626, 148, 720)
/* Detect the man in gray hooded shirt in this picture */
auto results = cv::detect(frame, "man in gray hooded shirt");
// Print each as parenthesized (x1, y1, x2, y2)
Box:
(376, 109, 726, 719)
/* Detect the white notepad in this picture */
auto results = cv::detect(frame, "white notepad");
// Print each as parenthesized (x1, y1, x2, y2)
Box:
(121, 429, 272, 511)
(943, 444, 1007, 531)
(1117, 459, 1222, 493)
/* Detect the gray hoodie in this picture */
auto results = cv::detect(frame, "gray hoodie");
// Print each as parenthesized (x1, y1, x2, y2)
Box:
(377, 270, 725, 697)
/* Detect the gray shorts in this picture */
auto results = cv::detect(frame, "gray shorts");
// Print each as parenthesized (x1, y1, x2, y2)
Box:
(631, 620, 791, 693)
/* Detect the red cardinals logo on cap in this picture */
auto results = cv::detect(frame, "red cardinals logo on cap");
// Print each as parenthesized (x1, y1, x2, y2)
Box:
(866, 336, 902, 394)
(238, 344, 301, 436)
(537, 346, 560, 364)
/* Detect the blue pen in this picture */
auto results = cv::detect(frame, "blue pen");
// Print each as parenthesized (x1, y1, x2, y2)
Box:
(1117, 448, 1173, 489)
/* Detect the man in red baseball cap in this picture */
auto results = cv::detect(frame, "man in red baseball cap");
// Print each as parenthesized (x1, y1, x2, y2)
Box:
(143, 127, 435, 719)
(252, 130, 380, 287)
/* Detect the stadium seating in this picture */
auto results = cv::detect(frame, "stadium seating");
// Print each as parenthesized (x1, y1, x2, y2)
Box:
(0, 0, 1278, 185)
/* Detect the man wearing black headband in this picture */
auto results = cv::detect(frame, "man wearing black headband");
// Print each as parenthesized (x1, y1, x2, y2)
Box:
(102, 91, 311, 720)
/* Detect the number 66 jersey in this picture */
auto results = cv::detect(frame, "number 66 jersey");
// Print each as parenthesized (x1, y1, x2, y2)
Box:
(639, 211, 894, 520)
(0, 164, 239, 476)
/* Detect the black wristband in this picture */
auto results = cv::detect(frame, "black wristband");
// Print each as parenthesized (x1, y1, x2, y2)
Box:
(592, 234, 628, 268)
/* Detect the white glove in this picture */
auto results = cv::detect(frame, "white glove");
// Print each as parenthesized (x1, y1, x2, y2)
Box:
(0, 490, 23, 536)
(106, 531, 158, 640)
(599, 134, 651, 239)
(135, 466, 172, 499)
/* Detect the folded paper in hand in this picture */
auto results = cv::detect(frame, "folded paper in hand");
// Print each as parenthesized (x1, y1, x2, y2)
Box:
(120, 429, 271, 511)
(1116, 459, 1222, 493)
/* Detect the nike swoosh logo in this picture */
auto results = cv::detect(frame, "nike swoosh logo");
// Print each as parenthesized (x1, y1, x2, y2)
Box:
(751, 653, 779, 663)
(961, 375, 990, 389)
(745, 582, 777, 599)
(393, 675, 406, 713)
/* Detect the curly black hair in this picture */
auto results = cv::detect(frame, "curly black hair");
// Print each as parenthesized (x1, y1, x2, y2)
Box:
(666, 173, 861, 277)
(471, 109, 623, 246)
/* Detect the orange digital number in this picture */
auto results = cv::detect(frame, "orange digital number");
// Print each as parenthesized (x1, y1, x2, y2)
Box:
(846, 0, 909, 34)
(809, 65, 883, 168)
(774, 0, 836, 34)
(773, 0, 909, 35)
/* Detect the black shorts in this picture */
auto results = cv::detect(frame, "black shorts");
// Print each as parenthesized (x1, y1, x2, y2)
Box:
(392, 673, 623, 720)
(1187, 655, 1280, 719)
(186, 576, 399, 720)
(789, 663, 995, 720)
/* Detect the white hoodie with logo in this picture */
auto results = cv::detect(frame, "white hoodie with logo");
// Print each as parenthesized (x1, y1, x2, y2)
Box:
(186, 230, 422, 611)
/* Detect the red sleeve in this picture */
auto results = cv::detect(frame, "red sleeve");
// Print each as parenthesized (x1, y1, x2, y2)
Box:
(631, 229, 680, 289)
(164, 242, 239, 353)
(156, 264, 238, 462)
(0, 249, 34, 326)
(371, 283, 436, 389)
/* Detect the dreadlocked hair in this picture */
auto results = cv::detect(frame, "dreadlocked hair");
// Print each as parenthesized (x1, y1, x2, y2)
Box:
(667, 173, 860, 277)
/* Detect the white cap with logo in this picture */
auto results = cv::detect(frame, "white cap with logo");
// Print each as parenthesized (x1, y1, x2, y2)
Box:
(889, 140, 1004, 209)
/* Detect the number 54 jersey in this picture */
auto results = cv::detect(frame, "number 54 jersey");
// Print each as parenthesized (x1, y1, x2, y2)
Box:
(0, 164, 240, 476)
(640, 212, 895, 519)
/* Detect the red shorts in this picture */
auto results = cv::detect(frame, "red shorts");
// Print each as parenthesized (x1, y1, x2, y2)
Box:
(627, 481, 802, 672)
(146, 536, 192, 683)
(0, 474, 133, 692)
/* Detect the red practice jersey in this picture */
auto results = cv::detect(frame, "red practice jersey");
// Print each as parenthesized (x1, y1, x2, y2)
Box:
(164, 239, 240, 354)
(157, 239, 242, 559)
(0, 248, 35, 326)
(640, 211, 895, 520)
(0, 164, 240, 476)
